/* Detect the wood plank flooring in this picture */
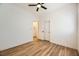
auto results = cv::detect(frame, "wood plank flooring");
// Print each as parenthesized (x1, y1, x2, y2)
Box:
(0, 40, 78, 56)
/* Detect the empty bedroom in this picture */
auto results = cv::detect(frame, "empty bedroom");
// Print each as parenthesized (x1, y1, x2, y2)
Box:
(0, 3, 79, 56)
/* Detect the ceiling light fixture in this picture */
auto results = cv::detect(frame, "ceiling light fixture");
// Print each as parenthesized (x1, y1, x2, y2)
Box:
(28, 3, 47, 12)
(37, 4, 41, 8)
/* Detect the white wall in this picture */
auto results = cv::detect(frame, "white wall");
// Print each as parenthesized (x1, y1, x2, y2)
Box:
(0, 4, 36, 51)
(40, 4, 77, 49)
(51, 4, 77, 49)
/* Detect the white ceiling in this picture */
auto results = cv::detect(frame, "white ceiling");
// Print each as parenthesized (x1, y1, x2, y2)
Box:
(13, 3, 70, 14)
(0, 3, 73, 18)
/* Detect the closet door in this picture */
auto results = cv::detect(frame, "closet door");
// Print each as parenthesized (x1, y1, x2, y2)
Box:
(40, 21, 45, 40)
(44, 20, 50, 41)
(40, 20, 50, 41)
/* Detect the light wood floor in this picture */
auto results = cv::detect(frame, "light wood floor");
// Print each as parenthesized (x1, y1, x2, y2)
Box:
(0, 40, 78, 56)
